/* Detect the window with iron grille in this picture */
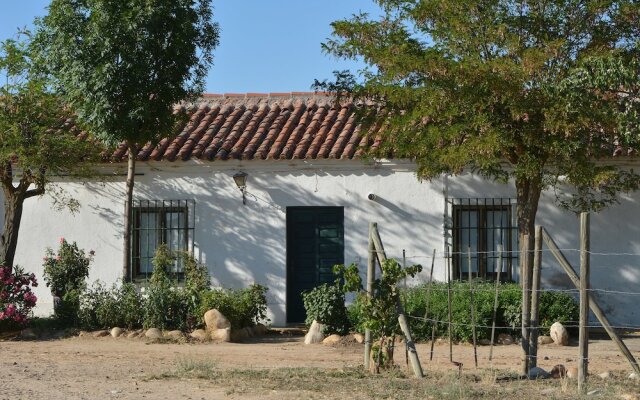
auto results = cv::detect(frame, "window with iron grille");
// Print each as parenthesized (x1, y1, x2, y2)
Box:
(131, 199, 195, 280)
(447, 198, 518, 281)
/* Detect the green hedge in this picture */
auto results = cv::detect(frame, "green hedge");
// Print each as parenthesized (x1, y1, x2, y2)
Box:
(348, 282, 579, 342)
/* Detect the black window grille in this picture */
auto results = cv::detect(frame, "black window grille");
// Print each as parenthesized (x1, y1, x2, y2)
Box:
(131, 199, 195, 280)
(447, 198, 517, 281)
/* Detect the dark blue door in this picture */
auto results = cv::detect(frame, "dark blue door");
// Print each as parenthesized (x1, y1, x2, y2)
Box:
(286, 207, 344, 323)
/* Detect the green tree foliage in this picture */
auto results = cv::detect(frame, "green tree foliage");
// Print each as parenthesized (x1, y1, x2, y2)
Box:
(319, 0, 640, 250)
(0, 34, 96, 267)
(35, 0, 220, 280)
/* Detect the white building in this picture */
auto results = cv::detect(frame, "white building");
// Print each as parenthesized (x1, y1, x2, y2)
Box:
(2, 93, 639, 327)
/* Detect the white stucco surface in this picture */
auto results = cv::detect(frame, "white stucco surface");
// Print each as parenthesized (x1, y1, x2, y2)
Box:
(2, 159, 640, 327)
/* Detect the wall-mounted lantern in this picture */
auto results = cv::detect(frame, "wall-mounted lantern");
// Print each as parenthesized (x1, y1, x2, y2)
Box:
(233, 171, 248, 205)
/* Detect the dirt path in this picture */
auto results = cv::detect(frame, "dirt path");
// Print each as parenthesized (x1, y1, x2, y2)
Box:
(1, 333, 639, 399)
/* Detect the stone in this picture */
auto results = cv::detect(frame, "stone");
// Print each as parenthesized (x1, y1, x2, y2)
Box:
(110, 327, 123, 338)
(497, 333, 513, 345)
(126, 331, 140, 339)
(211, 328, 231, 342)
(92, 330, 110, 338)
(323, 334, 342, 345)
(252, 324, 269, 336)
(478, 338, 491, 346)
(204, 309, 231, 331)
(550, 364, 566, 378)
(304, 320, 325, 345)
(538, 335, 554, 345)
(629, 372, 639, 380)
(353, 333, 364, 344)
(550, 322, 569, 346)
(190, 329, 208, 341)
(527, 366, 550, 379)
(164, 330, 184, 340)
(566, 367, 578, 379)
(597, 371, 611, 380)
(144, 328, 163, 339)
(78, 331, 88, 337)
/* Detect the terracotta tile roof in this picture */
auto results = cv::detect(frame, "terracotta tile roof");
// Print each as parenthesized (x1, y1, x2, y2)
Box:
(68, 91, 629, 163)
(107, 92, 373, 162)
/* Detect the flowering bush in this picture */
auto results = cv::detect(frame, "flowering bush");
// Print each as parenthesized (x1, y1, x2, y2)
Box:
(0, 264, 38, 326)
(42, 238, 94, 297)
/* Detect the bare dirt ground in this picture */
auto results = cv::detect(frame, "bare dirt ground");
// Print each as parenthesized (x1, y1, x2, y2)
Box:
(1, 332, 639, 400)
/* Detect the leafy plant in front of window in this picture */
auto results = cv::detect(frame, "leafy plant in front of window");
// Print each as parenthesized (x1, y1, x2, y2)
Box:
(0, 263, 38, 330)
(181, 251, 210, 331)
(143, 244, 185, 330)
(42, 238, 94, 322)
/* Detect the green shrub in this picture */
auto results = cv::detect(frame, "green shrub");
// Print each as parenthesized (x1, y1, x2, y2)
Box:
(42, 238, 94, 321)
(78, 282, 144, 330)
(348, 282, 579, 343)
(181, 251, 210, 331)
(42, 238, 94, 297)
(143, 244, 186, 330)
(198, 284, 269, 329)
(302, 283, 350, 335)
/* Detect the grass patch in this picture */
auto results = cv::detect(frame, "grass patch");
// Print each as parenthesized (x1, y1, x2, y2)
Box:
(149, 359, 640, 399)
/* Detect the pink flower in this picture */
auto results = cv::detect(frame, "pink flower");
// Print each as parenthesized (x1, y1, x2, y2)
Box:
(5, 304, 16, 316)
(55, 256, 61, 261)
(0, 312, 4, 320)
(59, 237, 65, 244)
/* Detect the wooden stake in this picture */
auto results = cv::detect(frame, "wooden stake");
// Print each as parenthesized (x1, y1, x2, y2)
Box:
(468, 248, 478, 368)
(364, 222, 376, 370)
(423, 249, 437, 361)
(489, 244, 503, 362)
(521, 234, 531, 375)
(529, 226, 542, 368)
(578, 213, 590, 391)
(447, 246, 453, 363)
(371, 224, 424, 378)
(542, 227, 640, 374)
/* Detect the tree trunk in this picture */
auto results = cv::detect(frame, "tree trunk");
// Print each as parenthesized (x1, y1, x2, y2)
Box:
(1, 189, 25, 267)
(122, 141, 137, 281)
(515, 175, 542, 375)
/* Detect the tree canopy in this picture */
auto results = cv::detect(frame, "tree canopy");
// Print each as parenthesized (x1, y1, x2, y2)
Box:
(35, 0, 220, 279)
(35, 0, 220, 146)
(320, 0, 640, 215)
(0, 34, 96, 266)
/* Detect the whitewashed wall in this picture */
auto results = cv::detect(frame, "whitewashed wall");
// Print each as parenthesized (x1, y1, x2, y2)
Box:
(2, 160, 640, 327)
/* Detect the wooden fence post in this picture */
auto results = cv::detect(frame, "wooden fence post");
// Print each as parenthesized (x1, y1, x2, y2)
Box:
(447, 246, 453, 363)
(364, 222, 376, 370)
(542, 228, 640, 374)
(529, 226, 542, 368)
(489, 244, 503, 362)
(423, 249, 437, 361)
(521, 234, 531, 375)
(371, 224, 424, 378)
(468, 248, 478, 368)
(578, 213, 590, 391)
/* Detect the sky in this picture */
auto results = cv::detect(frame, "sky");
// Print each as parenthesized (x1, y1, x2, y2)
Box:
(0, 0, 382, 94)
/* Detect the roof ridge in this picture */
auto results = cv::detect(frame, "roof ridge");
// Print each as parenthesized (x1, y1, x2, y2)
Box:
(200, 91, 334, 99)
